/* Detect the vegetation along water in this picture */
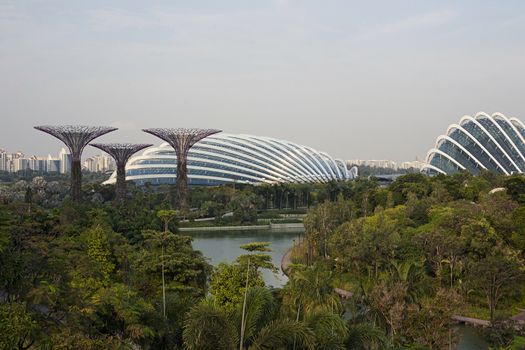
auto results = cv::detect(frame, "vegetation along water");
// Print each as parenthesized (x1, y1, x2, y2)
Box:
(0, 172, 524, 348)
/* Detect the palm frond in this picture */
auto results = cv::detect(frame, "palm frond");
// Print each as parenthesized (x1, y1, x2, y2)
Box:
(346, 322, 389, 350)
(305, 310, 348, 350)
(239, 286, 276, 344)
(248, 319, 315, 350)
(183, 300, 236, 350)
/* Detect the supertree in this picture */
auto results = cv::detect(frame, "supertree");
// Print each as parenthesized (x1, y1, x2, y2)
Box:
(34, 125, 117, 201)
(90, 143, 152, 201)
(142, 128, 221, 209)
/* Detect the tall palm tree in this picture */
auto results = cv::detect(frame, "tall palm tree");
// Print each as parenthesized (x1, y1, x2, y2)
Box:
(283, 264, 342, 317)
(183, 287, 316, 350)
(281, 264, 347, 349)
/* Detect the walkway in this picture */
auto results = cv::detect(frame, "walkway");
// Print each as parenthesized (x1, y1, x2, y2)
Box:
(452, 315, 490, 327)
(281, 247, 293, 275)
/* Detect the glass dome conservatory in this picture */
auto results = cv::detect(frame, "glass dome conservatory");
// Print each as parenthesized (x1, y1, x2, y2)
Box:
(422, 112, 525, 175)
(104, 133, 357, 186)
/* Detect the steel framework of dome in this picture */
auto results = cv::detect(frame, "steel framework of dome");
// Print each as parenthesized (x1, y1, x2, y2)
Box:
(90, 143, 152, 201)
(422, 112, 525, 175)
(104, 133, 356, 189)
(34, 125, 117, 201)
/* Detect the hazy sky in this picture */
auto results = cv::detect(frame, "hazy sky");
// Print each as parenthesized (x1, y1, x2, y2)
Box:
(1, 0, 525, 161)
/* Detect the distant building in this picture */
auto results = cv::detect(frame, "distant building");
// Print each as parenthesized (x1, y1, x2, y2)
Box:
(28, 156, 47, 172)
(0, 148, 71, 174)
(13, 157, 29, 172)
(347, 159, 398, 169)
(399, 160, 425, 170)
(46, 154, 60, 173)
(59, 148, 71, 174)
(423, 112, 525, 175)
(105, 133, 356, 186)
(0, 150, 8, 172)
(347, 159, 424, 171)
(83, 153, 115, 173)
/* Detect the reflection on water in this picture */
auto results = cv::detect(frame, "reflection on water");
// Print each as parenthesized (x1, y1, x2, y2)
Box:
(188, 228, 304, 287)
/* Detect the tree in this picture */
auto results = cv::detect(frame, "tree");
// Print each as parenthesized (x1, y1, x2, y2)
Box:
(137, 230, 210, 320)
(236, 242, 276, 348)
(282, 263, 342, 318)
(304, 198, 354, 260)
(360, 208, 401, 280)
(183, 287, 316, 350)
(282, 263, 346, 349)
(467, 254, 524, 322)
(156, 209, 178, 318)
(504, 175, 525, 204)
(368, 280, 408, 343)
(230, 191, 259, 224)
(403, 289, 463, 349)
(0, 302, 37, 350)
(157, 209, 178, 232)
(210, 262, 265, 310)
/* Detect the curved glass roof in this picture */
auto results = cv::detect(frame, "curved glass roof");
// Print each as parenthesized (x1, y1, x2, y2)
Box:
(422, 112, 525, 175)
(104, 133, 356, 186)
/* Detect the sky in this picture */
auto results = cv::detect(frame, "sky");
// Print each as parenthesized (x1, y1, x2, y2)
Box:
(1, 0, 525, 162)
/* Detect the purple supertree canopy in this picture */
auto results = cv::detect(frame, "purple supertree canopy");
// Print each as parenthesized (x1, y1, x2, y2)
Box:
(90, 143, 152, 201)
(142, 128, 222, 157)
(34, 125, 118, 160)
(90, 143, 153, 166)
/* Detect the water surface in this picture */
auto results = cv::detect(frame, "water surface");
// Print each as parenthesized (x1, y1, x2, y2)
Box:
(188, 228, 303, 287)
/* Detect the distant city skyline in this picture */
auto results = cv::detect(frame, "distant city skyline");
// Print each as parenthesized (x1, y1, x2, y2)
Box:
(2, 1, 525, 162)
(0, 147, 115, 174)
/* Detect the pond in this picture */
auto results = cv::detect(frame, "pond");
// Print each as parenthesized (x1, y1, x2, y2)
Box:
(188, 227, 304, 287)
(456, 325, 489, 350)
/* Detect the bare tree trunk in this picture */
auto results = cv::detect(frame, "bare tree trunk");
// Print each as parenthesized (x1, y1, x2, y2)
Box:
(293, 304, 300, 350)
(239, 257, 250, 350)
(162, 242, 166, 320)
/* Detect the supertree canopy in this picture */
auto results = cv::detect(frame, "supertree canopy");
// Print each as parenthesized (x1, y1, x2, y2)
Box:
(34, 125, 117, 201)
(142, 128, 221, 209)
(90, 143, 152, 200)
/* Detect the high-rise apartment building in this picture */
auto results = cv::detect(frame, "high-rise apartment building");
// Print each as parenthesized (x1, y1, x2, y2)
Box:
(82, 153, 115, 173)
(0, 150, 7, 172)
(59, 148, 71, 174)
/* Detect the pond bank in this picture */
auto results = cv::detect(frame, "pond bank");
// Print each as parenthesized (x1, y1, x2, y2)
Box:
(180, 222, 304, 232)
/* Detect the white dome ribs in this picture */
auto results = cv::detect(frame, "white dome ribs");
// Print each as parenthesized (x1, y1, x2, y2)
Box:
(104, 133, 355, 186)
(422, 112, 525, 175)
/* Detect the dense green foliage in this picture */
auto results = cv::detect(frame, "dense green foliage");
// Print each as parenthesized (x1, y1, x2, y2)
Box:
(0, 171, 524, 348)
(300, 172, 525, 349)
(0, 198, 210, 348)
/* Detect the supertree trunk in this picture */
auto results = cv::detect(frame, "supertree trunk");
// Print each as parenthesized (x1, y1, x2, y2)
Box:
(142, 128, 221, 209)
(71, 159, 82, 201)
(116, 163, 127, 201)
(176, 156, 189, 210)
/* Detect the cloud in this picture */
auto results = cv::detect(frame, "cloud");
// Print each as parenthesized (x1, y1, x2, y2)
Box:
(359, 9, 459, 38)
(87, 9, 155, 30)
(0, 2, 27, 21)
